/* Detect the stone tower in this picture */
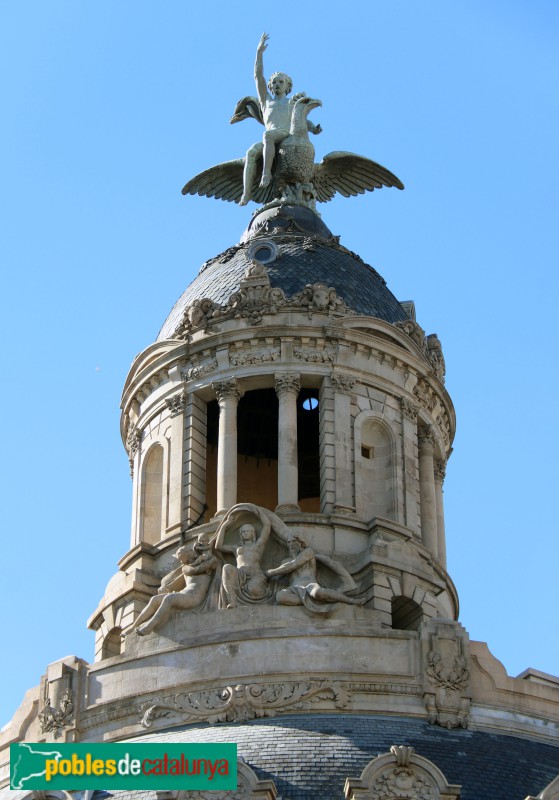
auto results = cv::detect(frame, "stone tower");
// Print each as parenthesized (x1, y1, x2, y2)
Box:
(1, 43, 558, 800)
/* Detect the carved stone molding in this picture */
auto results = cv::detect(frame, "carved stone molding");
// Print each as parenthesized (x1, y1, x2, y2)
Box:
(274, 372, 301, 396)
(294, 346, 335, 363)
(345, 745, 461, 800)
(141, 680, 350, 728)
(182, 359, 218, 381)
(331, 372, 356, 394)
(165, 391, 186, 416)
(38, 689, 74, 737)
(230, 347, 280, 366)
(400, 397, 419, 423)
(212, 378, 242, 403)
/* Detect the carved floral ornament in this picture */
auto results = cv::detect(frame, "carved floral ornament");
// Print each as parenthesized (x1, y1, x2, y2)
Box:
(38, 689, 74, 737)
(172, 263, 352, 338)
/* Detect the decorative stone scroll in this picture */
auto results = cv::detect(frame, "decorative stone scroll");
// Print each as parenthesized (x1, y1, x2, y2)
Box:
(141, 679, 350, 728)
(425, 333, 446, 383)
(172, 266, 353, 339)
(413, 378, 437, 413)
(345, 745, 461, 800)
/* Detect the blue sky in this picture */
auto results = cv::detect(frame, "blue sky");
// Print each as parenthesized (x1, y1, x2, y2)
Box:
(1, 1, 558, 726)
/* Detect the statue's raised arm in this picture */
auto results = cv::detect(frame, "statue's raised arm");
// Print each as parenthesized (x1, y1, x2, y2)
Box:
(254, 32, 270, 110)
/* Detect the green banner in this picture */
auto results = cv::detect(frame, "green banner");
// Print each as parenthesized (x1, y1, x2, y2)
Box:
(11, 742, 237, 790)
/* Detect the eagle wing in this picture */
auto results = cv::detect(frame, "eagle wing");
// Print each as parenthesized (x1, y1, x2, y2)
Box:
(313, 151, 404, 203)
(181, 156, 275, 205)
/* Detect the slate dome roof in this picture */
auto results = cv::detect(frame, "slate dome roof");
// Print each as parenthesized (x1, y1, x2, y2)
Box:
(126, 714, 559, 800)
(157, 205, 407, 340)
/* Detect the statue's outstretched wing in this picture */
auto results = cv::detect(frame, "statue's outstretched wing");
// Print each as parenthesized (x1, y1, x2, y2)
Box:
(230, 96, 265, 126)
(313, 152, 404, 203)
(182, 156, 275, 205)
(182, 159, 245, 203)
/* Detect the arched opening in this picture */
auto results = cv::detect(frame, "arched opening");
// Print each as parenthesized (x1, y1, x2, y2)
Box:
(298, 388, 320, 512)
(102, 627, 123, 659)
(359, 419, 395, 521)
(141, 444, 164, 544)
(391, 596, 423, 631)
(237, 389, 278, 509)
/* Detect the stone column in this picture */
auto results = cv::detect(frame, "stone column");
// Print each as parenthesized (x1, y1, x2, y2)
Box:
(434, 459, 447, 569)
(212, 378, 242, 515)
(418, 426, 438, 558)
(164, 390, 186, 536)
(331, 372, 356, 514)
(275, 373, 301, 512)
(400, 398, 421, 533)
(126, 425, 142, 547)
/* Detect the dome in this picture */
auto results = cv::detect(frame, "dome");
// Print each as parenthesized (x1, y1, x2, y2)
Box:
(157, 205, 407, 340)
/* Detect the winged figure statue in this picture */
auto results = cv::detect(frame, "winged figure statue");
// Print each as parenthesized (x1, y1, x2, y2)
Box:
(182, 33, 404, 212)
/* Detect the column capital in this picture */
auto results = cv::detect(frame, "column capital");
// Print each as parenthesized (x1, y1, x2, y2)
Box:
(212, 378, 242, 403)
(400, 396, 419, 422)
(274, 372, 301, 397)
(418, 425, 437, 451)
(434, 459, 447, 483)
(165, 390, 186, 416)
(330, 371, 355, 394)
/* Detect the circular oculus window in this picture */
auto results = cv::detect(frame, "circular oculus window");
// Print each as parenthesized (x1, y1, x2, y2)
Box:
(247, 239, 279, 265)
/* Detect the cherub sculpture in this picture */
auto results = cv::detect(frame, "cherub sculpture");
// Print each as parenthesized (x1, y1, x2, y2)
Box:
(182, 34, 404, 211)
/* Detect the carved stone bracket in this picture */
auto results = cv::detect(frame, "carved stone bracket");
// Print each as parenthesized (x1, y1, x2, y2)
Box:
(400, 397, 418, 423)
(331, 372, 356, 394)
(274, 372, 301, 396)
(394, 319, 426, 350)
(212, 378, 243, 403)
(165, 391, 186, 416)
(126, 425, 142, 479)
(141, 680, 350, 729)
